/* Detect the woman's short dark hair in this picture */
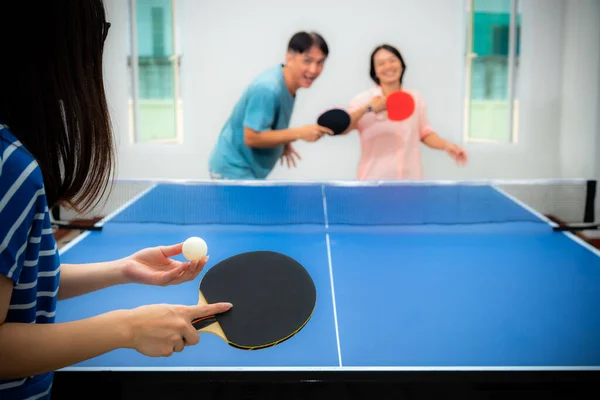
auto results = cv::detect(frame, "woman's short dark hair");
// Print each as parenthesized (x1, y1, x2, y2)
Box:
(288, 31, 329, 57)
(0, 0, 115, 214)
(369, 44, 406, 85)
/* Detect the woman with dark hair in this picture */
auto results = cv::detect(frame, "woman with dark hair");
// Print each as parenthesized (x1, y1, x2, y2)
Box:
(0, 2, 231, 398)
(339, 44, 467, 180)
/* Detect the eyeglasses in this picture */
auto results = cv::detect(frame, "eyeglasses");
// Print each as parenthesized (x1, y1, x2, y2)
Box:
(102, 22, 111, 42)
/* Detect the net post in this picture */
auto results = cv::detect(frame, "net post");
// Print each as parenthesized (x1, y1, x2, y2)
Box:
(584, 180, 597, 223)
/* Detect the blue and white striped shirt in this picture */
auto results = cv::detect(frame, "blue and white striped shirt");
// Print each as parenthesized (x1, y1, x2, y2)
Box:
(0, 124, 60, 399)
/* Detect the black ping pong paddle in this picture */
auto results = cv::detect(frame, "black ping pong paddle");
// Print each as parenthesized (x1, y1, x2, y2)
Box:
(191, 250, 316, 350)
(317, 108, 351, 135)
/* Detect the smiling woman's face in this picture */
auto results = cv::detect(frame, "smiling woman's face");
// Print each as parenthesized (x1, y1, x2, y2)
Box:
(373, 48, 403, 85)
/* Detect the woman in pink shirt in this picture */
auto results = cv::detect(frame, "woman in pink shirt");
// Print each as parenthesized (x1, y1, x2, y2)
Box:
(339, 44, 467, 180)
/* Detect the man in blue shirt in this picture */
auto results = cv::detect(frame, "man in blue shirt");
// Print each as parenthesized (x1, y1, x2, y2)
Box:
(208, 31, 333, 179)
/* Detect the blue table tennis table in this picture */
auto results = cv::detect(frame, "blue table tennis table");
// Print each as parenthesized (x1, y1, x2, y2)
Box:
(51, 179, 600, 397)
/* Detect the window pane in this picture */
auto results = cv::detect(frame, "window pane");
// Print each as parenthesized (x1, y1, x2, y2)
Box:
(132, 0, 179, 143)
(467, 0, 521, 142)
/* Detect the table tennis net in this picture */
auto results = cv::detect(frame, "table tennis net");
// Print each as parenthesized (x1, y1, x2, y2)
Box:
(51, 179, 596, 228)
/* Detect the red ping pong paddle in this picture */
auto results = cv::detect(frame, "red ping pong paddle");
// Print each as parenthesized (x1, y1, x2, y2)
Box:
(386, 90, 415, 121)
(191, 250, 316, 350)
(317, 108, 351, 135)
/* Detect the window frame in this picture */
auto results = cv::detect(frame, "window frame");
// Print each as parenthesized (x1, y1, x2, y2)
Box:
(462, 0, 521, 145)
(127, 0, 183, 146)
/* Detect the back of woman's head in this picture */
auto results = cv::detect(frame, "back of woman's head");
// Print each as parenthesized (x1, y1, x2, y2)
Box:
(0, 0, 115, 213)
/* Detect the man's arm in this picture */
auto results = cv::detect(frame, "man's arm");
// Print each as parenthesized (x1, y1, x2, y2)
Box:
(241, 83, 282, 148)
(0, 275, 130, 379)
(243, 126, 301, 148)
(244, 124, 332, 147)
(240, 83, 329, 148)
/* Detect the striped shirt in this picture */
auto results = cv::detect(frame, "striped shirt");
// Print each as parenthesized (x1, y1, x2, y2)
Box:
(0, 124, 60, 399)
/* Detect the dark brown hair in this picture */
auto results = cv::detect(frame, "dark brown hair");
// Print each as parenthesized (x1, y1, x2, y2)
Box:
(370, 44, 407, 85)
(0, 0, 115, 213)
(288, 31, 329, 57)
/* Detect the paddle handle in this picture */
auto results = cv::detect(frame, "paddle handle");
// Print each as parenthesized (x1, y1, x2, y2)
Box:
(191, 315, 217, 330)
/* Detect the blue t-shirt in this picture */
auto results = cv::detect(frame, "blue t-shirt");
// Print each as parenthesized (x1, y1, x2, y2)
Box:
(0, 124, 61, 400)
(208, 64, 295, 179)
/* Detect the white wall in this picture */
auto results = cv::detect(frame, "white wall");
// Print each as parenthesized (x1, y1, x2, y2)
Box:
(594, 1, 600, 223)
(559, 0, 600, 180)
(552, 0, 600, 224)
(102, 0, 599, 183)
(597, 28, 600, 226)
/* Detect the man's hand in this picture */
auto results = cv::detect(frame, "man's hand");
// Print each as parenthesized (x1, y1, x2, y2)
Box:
(295, 124, 333, 142)
(280, 143, 301, 168)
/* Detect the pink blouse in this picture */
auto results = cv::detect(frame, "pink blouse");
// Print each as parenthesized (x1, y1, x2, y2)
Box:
(347, 86, 434, 180)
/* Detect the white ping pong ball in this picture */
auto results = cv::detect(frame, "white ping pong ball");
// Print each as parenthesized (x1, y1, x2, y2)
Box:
(182, 237, 208, 261)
